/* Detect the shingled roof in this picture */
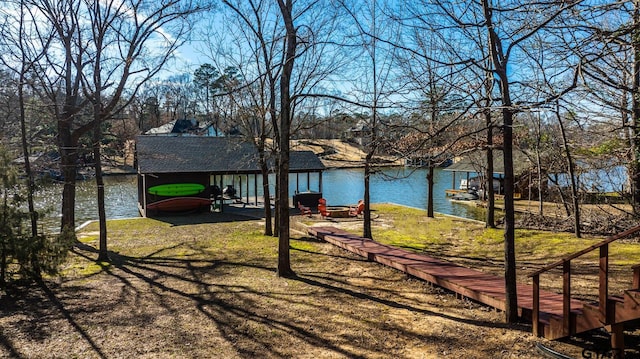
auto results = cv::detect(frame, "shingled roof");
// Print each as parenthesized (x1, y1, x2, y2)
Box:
(443, 149, 531, 175)
(136, 136, 325, 174)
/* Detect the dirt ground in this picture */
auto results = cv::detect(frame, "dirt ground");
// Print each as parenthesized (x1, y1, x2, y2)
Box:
(1, 209, 639, 358)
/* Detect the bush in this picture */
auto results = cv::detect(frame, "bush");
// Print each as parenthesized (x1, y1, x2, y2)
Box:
(0, 147, 72, 288)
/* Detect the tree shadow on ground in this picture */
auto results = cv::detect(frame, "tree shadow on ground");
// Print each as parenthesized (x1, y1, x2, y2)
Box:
(0, 281, 109, 359)
(0, 322, 23, 358)
(72, 237, 538, 357)
(288, 272, 525, 332)
(558, 327, 640, 359)
(6, 232, 620, 358)
(98, 247, 373, 358)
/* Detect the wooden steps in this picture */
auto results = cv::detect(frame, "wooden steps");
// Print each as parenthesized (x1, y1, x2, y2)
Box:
(308, 225, 640, 343)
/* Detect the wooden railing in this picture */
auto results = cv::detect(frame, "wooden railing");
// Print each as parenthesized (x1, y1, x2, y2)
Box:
(528, 225, 640, 337)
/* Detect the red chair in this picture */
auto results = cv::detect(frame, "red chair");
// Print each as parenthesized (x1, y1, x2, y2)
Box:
(317, 198, 329, 218)
(349, 200, 365, 217)
(297, 202, 312, 217)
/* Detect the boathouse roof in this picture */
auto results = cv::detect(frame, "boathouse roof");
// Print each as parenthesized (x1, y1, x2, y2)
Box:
(136, 135, 325, 174)
(443, 149, 530, 175)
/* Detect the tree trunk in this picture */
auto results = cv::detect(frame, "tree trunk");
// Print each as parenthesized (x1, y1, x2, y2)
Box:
(632, 3, 640, 214)
(427, 164, 435, 218)
(486, 129, 496, 228)
(482, 0, 517, 323)
(276, 148, 291, 276)
(556, 103, 581, 238)
(484, 70, 496, 228)
(259, 154, 273, 236)
(274, 169, 279, 238)
(18, 54, 41, 277)
(264, 78, 278, 237)
(363, 159, 373, 239)
(58, 123, 78, 235)
(276, 0, 295, 277)
(501, 106, 518, 324)
(93, 123, 109, 262)
(1, 187, 7, 288)
(0, 237, 5, 288)
(536, 151, 544, 216)
(363, 2, 378, 240)
(19, 63, 37, 239)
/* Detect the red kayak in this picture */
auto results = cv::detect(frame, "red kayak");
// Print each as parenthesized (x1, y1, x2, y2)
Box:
(147, 197, 212, 212)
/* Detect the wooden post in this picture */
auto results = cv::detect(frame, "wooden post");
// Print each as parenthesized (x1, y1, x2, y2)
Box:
(563, 261, 571, 336)
(319, 172, 323, 193)
(609, 323, 625, 359)
(254, 174, 258, 205)
(219, 176, 224, 213)
(142, 174, 147, 217)
(532, 274, 540, 337)
(599, 245, 609, 322)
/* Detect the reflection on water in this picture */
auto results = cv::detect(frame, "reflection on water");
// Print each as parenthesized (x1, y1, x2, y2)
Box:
(35, 175, 139, 233)
(35, 167, 486, 233)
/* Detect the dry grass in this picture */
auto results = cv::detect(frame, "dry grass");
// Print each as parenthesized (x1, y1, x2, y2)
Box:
(1, 207, 639, 358)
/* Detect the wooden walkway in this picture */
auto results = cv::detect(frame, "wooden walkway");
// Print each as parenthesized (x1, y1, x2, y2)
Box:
(307, 226, 586, 338)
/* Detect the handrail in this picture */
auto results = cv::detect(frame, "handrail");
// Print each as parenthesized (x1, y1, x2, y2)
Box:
(528, 224, 640, 339)
(529, 224, 640, 278)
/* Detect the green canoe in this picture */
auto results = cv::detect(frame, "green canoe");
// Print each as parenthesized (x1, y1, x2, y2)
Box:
(148, 183, 206, 197)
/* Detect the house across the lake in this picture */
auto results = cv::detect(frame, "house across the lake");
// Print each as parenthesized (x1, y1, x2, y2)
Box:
(135, 136, 325, 216)
(444, 150, 531, 199)
(145, 119, 218, 136)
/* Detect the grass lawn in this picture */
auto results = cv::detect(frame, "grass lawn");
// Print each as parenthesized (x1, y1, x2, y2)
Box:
(1, 205, 639, 358)
(357, 204, 639, 297)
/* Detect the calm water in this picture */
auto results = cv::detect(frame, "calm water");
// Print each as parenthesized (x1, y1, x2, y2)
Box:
(315, 167, 484, 219)
(35, 167, 486, 232)
(35, 175, 139, 232)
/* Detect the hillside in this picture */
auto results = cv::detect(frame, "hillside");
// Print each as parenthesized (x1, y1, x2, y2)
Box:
(291, 139, 402, 168)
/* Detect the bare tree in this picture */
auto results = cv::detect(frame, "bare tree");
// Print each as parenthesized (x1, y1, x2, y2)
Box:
(161, 73, 198, 121)
(339, 0, 399, 239)
(418, 0, 579, 323)
(129, 85, 163, 133)
(78, 0, 201, 261)
(23, 0, 92, 235)
(215, 0, 342, 267)
(564, 2, 640, 215)
(553, 103, 582, 237)
(274, 0, 296, 276)
(479, 0, 581, 323)
(392, 19, 477, 218)
(210, 0, 283, 236)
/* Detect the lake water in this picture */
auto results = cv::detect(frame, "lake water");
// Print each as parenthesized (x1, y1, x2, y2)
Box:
(315, 167, 484, 219)
(35, 167, 486, 232)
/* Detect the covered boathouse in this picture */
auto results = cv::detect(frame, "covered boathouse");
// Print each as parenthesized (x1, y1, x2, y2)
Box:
(135, 135, 325, 217)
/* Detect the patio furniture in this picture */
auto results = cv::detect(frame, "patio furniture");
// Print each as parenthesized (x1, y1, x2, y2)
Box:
(349, 200, 365, 217)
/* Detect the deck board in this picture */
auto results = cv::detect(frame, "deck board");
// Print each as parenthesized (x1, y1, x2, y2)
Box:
(308, 226, 584, 322)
